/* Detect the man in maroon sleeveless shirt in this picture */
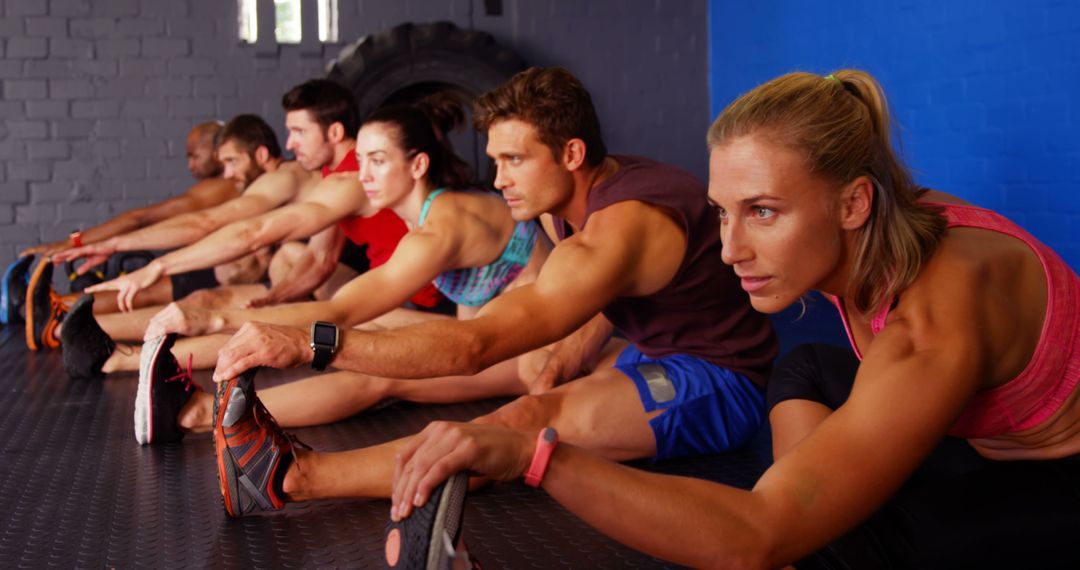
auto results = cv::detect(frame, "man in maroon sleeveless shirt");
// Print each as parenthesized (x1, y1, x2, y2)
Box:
(208, 67, 777, 516)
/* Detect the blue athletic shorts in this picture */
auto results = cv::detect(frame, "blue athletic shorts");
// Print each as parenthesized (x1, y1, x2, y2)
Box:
(615, 344, 766, 461)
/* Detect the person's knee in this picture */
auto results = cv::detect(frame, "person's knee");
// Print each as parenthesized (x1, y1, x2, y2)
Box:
(474, 393, 554, 431)
(769, 343, 857, 412)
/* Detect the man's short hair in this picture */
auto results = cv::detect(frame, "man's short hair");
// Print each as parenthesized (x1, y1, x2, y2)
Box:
(474, 67, 607, 167)
(220, 114, 282, 158)
(281, 79, 360, 137)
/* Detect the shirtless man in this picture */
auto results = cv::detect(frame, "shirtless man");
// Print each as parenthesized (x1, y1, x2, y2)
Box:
(1, 122, 235, 327)
(60, 80, 440, 375)
(23, 113, 316, 351)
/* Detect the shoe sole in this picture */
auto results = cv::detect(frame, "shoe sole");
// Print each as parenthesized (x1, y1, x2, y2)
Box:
(135, 335, 170, 445)
(24, 258, 50, 351)
(385, 472, 468, 569)
(426, 473, 468, 569)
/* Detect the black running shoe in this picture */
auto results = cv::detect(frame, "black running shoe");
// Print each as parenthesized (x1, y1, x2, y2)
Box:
(135, 334, 200, 445)
(26, 257, 66, 351)
(213, 367, 301, 517)
(384, 473, 469, 570)
(60, 295, 115, 379)
(1, 255, 33, 325)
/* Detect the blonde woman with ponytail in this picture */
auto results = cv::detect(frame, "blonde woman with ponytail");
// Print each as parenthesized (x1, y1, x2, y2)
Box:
(390, 69, 1080, 568)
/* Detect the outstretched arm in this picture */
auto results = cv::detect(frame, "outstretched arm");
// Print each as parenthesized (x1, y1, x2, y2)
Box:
(87, 175, 367, 311)
(146, 224, 456, 338)
(147, 174, 367, 277)
(249, 224, 346, 307)
(21, 178, 238, 258)
(518, 313, 615, 394)
(213, 200, 687, 381)
(390, 311, 986, 568)
(52, 169, 300, 268)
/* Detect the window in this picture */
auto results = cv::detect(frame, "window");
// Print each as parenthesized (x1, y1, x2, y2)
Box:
(274, 0, 302, 44)
(239, 0, 258, 43)
(238, 0, 338, 45)
(318, 0, 338, 43)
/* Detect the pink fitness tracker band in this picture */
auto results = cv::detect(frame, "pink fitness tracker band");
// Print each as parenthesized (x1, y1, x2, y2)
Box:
(524, 427, 558, 488)
(70, 231, 83, 248)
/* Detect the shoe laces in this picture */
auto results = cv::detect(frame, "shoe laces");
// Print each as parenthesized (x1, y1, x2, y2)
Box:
(250, 395, 312, 470)
(166, 353, 197, 393)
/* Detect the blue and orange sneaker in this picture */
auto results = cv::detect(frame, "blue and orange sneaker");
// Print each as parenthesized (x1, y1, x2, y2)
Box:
(135, 334, 199, 444)
(1, 255, 33, 325)
(25, 257, 67, 351)
(384, 473, 469, 570)
(213, 367, 301, 517)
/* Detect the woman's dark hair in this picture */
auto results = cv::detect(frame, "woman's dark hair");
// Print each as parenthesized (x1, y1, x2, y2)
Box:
(363, 93, 474, 188)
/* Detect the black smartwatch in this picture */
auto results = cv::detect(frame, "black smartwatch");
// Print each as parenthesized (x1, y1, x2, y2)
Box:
(309, 321, 339, 371)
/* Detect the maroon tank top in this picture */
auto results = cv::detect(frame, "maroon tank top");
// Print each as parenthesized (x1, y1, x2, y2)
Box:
(553, 156, 776, 386)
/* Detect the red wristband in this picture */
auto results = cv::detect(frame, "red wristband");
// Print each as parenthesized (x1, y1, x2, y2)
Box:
(69, 231, 83, 248)
(524, 427, 558, 488)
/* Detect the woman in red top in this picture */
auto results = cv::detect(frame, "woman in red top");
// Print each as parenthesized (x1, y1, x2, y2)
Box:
(388, 69, 1080, 568)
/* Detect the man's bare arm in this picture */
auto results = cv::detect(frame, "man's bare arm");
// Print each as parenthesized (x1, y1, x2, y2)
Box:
(150, 174, 369, 277)
(21, 178, 237, 257)
(213, 200, 687, 381)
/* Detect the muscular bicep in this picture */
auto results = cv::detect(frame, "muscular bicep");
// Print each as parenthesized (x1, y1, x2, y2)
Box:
(468, 232, 639, 354)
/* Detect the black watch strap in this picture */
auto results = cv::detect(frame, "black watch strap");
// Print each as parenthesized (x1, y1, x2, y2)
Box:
(312, 345, 334, 371)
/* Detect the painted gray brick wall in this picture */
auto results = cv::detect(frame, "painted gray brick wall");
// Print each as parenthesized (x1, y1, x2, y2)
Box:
(0, 0, 709, 270)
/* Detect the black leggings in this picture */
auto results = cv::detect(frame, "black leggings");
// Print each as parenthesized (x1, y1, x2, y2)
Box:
(770, 344, 1080, 569)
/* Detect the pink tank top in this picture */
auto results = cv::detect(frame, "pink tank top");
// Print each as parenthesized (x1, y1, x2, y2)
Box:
(832, 202, 1080, 439)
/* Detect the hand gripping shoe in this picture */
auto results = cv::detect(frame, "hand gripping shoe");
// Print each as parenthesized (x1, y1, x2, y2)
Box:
(384, 473, 469, 570)
(213, 367, 301, 517)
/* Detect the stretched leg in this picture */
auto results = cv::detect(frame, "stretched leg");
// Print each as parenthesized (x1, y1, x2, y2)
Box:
(90, 279, 175, 315)
(175, 284, 270, 310)
(96, 305, 168, 341)
(282, 348, 656, 501)
(179, 355, 527, 434)
(101, 333, 231, 373)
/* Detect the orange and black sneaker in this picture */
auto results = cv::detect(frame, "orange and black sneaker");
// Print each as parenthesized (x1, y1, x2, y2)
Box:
(25, 258, 67, 351)
(213, 367, 303, 517)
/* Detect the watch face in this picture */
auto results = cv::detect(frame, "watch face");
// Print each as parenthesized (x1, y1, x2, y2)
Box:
(313, 323, 337, 346)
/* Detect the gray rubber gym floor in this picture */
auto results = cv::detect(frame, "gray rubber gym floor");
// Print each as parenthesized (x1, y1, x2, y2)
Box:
(0, 324, 783, 569)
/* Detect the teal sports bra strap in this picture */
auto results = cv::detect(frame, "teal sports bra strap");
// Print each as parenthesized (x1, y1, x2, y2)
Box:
(417, 188, 448, 226)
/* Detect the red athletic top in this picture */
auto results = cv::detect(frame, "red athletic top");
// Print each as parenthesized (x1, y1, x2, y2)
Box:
(833, 202, 1079, 445)
(324, 151, 442, 308)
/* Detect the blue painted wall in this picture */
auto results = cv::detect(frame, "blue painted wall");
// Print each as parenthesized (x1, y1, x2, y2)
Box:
(708, 0, 1080, 269)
